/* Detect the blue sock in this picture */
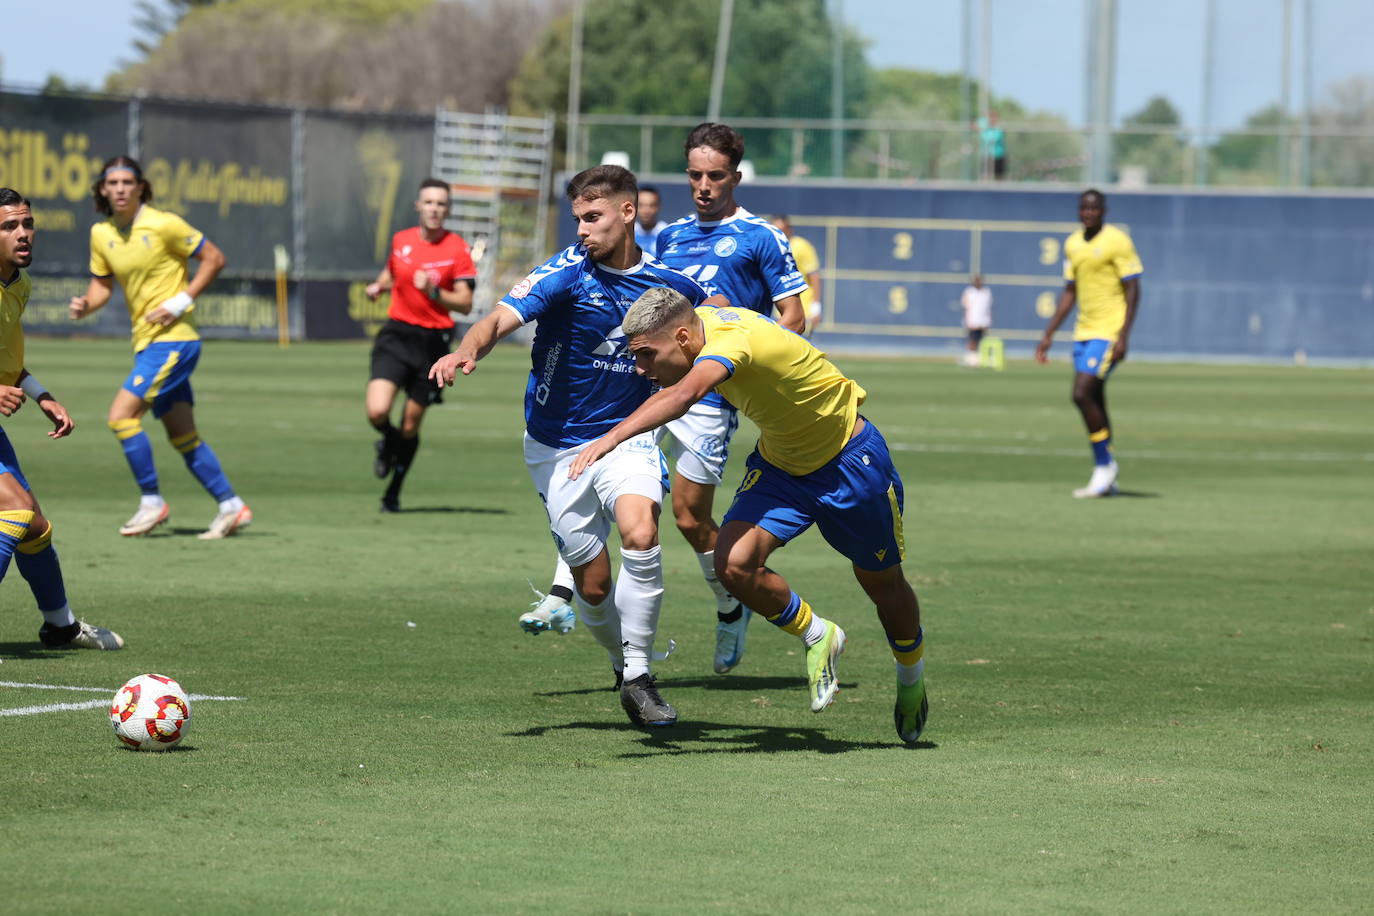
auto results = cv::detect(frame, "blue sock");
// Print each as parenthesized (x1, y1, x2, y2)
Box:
(0, 509, 35, 585)
(1090, 427, 1113, 466)
(109, 419, 160, 494)
(170, 431, 236, 502)
(15, 521, 68, 613)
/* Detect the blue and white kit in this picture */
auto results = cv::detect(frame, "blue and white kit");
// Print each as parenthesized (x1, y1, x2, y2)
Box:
(500, 244, 707, 560)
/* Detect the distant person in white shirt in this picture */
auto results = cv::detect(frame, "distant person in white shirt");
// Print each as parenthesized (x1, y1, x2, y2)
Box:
(960, 274, 992, 366)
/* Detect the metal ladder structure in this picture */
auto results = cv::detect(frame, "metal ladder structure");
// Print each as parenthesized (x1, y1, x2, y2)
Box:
(431, 108, 556, 317)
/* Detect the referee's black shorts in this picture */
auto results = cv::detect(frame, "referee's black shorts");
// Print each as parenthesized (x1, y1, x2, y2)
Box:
(369, 319, 454, 406)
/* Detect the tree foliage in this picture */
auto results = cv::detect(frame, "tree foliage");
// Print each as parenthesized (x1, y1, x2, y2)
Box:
(508, 0, 866, 175)
(131, 0, 223, 58)
(847, 69, 1080, 181)
(1114, 95, 1187, 184)
(111, 0, 564, 111)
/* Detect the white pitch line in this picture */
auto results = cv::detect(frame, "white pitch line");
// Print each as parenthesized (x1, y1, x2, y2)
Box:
(887, 442, 1374, 463)
(1, 699, 110, 716)
(0, 690, 244, 718)
(0, 680, 110, 693)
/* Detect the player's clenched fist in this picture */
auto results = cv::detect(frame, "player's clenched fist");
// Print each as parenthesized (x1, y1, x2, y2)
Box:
(69, 295, 92, 319)
(0, 385, 26, 417)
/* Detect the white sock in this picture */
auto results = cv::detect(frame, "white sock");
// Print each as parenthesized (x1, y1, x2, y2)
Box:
(801, 614, 827, 647)
(574, 587, 622, 667)
(552, 555, 575, 593)
(140, 494, 165, 510)
(41, 604, 76, 628)
(617, 546, 664, 682)
(218, 496, 245, 514)
(695, 550, 737, 613)
(896, 658, 925, 686)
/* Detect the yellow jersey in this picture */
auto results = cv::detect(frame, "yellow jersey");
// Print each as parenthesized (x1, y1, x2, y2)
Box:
(0, 268, 30, 387)
(89, 205, 204, 352)
(1062, 224, 1142, 341)
(696, 306, 865, 476)
(788, 234, 820, 310)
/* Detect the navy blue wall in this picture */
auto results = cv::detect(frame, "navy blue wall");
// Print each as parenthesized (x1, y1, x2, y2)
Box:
(556, 181, 1374, 363)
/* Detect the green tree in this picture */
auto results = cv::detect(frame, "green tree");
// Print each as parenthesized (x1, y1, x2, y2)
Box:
(508, 0, 867, 175)
(1210, 104, 1286, 186)
(132, 0, 224, 57)
(110, 0, 555, 110)
(848, 69, 1080, 182)
(1308, 74, 1374, 188)
(1113, 95, 1187, 184)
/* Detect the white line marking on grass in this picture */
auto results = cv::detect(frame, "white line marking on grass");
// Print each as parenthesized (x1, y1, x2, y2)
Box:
(887, 442, 1374, 462)
(0, 682, 244, 717)
(0, 680, 109, 692)
(2, 699, 111, 716)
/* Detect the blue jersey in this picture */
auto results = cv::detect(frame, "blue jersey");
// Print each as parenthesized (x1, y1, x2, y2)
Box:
(655, 210, 806, 315)
(500, 244, 708, 449)
(656, 209, 807, 409)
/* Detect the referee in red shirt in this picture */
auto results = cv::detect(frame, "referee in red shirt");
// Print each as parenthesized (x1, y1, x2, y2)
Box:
(364, 178, 477, 511)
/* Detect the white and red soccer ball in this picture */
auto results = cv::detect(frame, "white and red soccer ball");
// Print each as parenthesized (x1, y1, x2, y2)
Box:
(110, 674, 191, 751)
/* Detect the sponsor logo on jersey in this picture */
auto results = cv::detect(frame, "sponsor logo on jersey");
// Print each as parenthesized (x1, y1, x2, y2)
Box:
(510, 277, 534, 299)
(713, 237, 738, 257)
(592, 324, 627, 357)
(536, 340, 561, 405)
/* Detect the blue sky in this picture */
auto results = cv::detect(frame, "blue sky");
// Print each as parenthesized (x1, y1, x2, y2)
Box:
(6, 0, 1371, 128)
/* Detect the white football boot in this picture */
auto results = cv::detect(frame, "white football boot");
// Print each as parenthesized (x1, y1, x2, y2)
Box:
(198, 504, 253, 539)
(119, 503, 169, 536)
(1072, 461, 1119, 499)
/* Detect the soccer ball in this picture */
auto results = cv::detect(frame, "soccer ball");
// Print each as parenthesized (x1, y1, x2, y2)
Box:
(110, 674, 191, 751)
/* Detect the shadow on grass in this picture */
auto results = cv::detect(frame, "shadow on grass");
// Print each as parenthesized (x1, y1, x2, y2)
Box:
(507, 719, 934, 756)
(167, 527, 276, 538)
(535, 675, 859, 698)
(117, 744, 199, 753)
(0, 642, 71, 659)
(379, 506, 511, 515)
(1112, 489, 1161, 499)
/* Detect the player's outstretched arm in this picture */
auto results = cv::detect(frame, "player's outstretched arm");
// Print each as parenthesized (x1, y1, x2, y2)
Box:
(69, 276, 114, 320)
(429, 306, 522, 386)
(569, 359, 730, 480)
(1035, 284, 1077, 363)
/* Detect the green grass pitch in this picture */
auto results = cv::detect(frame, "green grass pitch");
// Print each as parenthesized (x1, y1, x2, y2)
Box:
(1, 339, 1369, 913)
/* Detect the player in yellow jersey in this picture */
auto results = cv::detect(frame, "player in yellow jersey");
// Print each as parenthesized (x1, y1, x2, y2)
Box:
(770, 215, 823, 336)
(0, 188, 123, 650)
(1035, 189, 1143, 498)
(70, 156, 251, 539)
(569, 289, 929, 745)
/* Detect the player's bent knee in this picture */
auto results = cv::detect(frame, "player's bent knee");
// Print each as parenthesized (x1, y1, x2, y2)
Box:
(715, 552, 758, 594)
(618, 525, 659, 552)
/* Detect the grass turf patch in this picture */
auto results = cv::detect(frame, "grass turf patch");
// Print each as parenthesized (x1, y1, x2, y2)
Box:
(1, 340, 1369, 913)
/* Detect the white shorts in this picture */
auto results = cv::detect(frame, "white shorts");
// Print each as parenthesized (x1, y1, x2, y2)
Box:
(525, 431, 666, 568)
(658, 399, 739, 486)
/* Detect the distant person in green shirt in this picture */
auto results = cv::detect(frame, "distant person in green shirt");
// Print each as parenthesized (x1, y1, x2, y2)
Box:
(977, 113, 1007, 180)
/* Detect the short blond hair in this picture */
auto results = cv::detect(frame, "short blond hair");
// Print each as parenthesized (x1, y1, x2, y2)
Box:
(624, 287, 696, 338)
